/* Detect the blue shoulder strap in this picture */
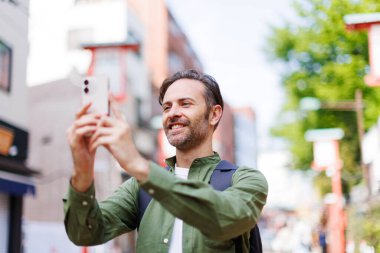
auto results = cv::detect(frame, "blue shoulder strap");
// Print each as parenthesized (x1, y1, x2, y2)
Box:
(137, 187, 152, 228)
(209, 160, 237, 191)
(213, 161, 262, 253)
(137, 166, 170, 229)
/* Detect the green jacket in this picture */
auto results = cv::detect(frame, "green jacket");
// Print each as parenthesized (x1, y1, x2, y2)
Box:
(63, 153, 268, 253)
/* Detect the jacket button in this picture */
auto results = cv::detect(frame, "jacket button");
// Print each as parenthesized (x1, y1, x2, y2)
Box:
(82, 201, 88, 206)
(163, 238, 169, 244)
(148, 189, 155, 194)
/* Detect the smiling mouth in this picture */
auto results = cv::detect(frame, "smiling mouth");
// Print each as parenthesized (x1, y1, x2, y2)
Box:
(170, 124, 185, 130)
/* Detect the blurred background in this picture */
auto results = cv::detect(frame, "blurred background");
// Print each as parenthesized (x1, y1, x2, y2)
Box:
(1, 0, 380, 252)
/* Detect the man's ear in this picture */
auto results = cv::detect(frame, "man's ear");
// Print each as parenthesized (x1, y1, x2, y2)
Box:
(209, 105, 223, 127)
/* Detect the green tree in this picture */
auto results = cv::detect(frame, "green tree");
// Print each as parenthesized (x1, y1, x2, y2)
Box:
(348, 203, 380, 251)
(266, 0, 380, 195)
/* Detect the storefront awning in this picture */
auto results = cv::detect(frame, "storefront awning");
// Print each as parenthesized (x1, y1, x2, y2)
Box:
(0, 170, 35, 196)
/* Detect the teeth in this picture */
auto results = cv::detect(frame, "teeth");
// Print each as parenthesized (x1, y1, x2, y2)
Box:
(172, 124, 183, 129)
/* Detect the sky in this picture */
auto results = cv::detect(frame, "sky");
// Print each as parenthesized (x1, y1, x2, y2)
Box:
(166, 0, 296, 150)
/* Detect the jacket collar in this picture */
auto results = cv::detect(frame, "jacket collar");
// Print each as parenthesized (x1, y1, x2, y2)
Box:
(165, 152, 221, 169)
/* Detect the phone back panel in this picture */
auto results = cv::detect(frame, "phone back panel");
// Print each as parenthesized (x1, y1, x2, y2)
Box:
(81, 75, 109, 115)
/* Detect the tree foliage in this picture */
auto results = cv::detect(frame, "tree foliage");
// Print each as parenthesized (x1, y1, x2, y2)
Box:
(348, 203, 380, 252)
(266, 0, 380, 195)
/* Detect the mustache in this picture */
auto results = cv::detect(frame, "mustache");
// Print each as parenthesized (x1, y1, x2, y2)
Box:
(166, 118, 190, 127)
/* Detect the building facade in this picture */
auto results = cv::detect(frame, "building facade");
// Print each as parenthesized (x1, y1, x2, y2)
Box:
(0, 0, 38, 252)
(233, 107, 258, 168)
(25, 78, 132, 252)
(25, 0, 153, 252)
(25, 0, 206, 252)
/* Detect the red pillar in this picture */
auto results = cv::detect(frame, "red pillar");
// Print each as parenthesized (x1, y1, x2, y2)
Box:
(327, 141, 345, 253)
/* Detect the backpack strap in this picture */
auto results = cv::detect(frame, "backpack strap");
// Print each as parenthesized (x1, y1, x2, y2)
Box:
(209, 160, 238, 191)
(137, 166, 170, 229)
(211, 160, 262, 253)
(137, 187, 152, 229)
(250, 225, 262, 253)
(209, 160, 243, 253)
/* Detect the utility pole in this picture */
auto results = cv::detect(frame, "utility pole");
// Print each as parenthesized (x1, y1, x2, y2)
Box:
(306, 128, 345, 253)
(354, 89, 371, 197)
(344, 13, 380, 197)
(300, 89, 370, 197)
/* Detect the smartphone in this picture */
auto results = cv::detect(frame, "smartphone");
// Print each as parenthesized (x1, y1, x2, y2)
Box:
(81, 75, 110, 115)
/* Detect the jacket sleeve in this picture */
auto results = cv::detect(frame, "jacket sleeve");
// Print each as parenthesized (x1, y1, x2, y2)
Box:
(140, 162, 268, 241)
(63, 177, 139, 246)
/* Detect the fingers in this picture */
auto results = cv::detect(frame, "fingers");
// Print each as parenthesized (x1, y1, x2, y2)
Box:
(88, 115, 131, 152)
(109, 95, 125, 121)
(89, 135, 114, 152)
(72, 104, 101, 135)
(74, 114, 101, 129)
(88, 127, 114, 148)
(89, 116, 124, 145)
(97, 114, 119, 128)
(68, 114, 115, 143)
(75, 125, 98, 138)
(67, 114, 100, 146)
(68, 125, 97, 145)
(76, 102, 92, 119)
(70, 96, 129, 153)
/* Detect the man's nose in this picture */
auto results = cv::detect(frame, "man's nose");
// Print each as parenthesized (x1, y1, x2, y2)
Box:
(167, 105, 181, 118)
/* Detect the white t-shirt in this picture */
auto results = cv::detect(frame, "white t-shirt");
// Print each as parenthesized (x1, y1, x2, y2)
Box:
(168, 165, 189, 253)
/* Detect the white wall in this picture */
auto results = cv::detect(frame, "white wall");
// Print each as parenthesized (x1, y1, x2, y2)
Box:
(27, 0, 128, 86)
(0, 0, 30, 128)
(234, 113, 258, 168)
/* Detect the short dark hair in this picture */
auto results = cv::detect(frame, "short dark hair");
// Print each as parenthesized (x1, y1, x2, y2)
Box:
(159, 69, 224, 129)
(159, 69, 224, 114)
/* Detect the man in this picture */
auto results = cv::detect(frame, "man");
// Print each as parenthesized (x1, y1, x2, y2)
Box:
(64, 69, 268, 253)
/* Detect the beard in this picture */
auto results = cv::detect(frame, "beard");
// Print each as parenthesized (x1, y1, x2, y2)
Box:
(164, 115, 210, 151)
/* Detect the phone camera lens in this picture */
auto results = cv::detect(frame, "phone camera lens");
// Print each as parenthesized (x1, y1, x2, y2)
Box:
(84, 87, 89, 94)
(84, 80, 89, 85)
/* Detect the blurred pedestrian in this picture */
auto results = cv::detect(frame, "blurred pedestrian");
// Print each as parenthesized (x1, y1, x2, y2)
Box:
(271, 221, 293, 253)
(63, 69, 268, 253)
(346, 239, 355, 253)
(318, 227, 327, 253)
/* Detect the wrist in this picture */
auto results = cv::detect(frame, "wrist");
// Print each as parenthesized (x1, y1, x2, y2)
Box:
(127, 157, 150, 182)
(71, 170, 93, 192)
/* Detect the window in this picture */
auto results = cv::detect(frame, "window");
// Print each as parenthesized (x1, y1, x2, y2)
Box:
(168, 52, 185, 75)
(0, 40, 12, 93)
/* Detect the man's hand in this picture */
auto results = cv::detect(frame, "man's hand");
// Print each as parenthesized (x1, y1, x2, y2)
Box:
(88, 96, 150, 182)
(67, 102, 100, 192)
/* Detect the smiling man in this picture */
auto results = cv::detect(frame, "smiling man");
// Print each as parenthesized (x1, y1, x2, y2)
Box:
(64, 69, 268, 253)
